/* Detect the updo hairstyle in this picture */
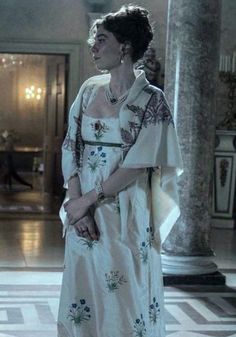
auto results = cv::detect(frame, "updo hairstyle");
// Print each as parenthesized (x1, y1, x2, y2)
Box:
(88, 4, 153, 63)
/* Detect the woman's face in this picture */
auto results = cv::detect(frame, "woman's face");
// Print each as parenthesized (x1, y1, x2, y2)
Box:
(90, 25, 123, 71)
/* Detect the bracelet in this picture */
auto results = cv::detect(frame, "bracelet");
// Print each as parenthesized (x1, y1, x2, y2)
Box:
(95, 181, 105, 203)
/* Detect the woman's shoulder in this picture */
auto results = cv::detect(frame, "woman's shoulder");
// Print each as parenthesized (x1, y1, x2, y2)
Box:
(144, 84, 164, 97)
(72, 74, 109, 106)
(81, 74, 110, 90)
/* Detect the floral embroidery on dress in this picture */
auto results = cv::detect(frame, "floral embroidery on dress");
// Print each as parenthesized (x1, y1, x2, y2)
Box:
(149, 297, 160, 324)
(67, 299, 91, 325)
(121, 90, 174, 146)
(79, 238, 98, 249)
(120, 120, 141, 147)
(146, 226, 154, 247)
(114, 195, 120, 214)
(82, 84, 97, 112)
(62, 126, 76, 151)
(138, 227, 154, 264)
(91, 120, 109, 140)
(133, 314, 146, 337)
(75, 115, 84, 170)
(126, 91, 174, 129)
(105, 271, 127, 292)
(87, 146, 106, 172)
(120, 128, 135, 146)
(144, 92, 174, 127)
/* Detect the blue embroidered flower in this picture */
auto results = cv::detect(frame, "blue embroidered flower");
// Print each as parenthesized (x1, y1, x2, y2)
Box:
(67, 299, 91, 325)
(139, 242, 149, 264)
(105, 270, 127, 292)
(138, 227, 154, 263)
(133, 314, 146, 337)
(87, 147, 107, 172)
(79, 238, 98, 249)
(147, 226, 154, 247)
(149, 297, 160, 324)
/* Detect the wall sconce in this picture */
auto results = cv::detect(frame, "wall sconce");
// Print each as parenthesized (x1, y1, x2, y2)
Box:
(25, 85, 43, 101)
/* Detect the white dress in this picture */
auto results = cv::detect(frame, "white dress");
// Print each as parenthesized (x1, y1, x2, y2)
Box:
(57, 114, 166, 337)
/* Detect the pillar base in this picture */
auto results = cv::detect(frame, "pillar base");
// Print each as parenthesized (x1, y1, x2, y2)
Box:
(161, 254, 218, 275)
(163, 271, 226, 286)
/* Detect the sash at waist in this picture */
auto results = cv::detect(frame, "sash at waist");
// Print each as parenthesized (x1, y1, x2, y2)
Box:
(83, 140, 122, 148)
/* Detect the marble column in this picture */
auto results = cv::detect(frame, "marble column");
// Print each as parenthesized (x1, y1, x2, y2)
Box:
(162, 0, 224, 282)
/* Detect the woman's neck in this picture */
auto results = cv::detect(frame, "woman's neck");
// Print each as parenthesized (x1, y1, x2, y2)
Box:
(109, 64, 135, 98)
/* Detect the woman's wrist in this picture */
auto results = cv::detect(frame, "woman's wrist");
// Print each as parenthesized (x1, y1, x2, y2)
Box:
(83, 189, 98, 207)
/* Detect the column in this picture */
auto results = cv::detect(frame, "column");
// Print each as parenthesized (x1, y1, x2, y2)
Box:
(162, 0, 225, 284)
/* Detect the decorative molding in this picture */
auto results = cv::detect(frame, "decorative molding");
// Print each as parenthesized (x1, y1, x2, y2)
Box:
(220, 158, 229, 186)
(212, 129, 236, 228)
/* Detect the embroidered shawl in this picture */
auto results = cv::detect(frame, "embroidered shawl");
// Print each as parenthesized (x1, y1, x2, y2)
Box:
(61, 70, 183, 245)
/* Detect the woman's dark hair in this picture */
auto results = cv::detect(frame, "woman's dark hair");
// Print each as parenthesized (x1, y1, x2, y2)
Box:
(88, 4, 153, 63)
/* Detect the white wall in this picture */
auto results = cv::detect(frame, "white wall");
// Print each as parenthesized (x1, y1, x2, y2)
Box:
(0, 0, 168, 86)
(0, 0, 234, 124)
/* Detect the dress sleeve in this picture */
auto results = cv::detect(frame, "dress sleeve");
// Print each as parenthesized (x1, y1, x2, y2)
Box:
(121, 90, 183, 244)
(61, 79, 92, 188)
(120, 90, 182, 171)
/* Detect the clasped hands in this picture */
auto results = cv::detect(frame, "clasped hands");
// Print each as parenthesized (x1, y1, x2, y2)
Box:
(64, 195, 100, 241)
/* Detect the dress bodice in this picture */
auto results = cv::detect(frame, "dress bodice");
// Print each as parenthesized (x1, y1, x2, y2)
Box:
(81, 114, 122, 144)
(80, 114, 123, 194)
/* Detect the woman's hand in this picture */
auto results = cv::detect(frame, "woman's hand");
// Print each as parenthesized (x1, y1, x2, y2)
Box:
(73, 213, 100, 241)
(64, 195, 90, 225)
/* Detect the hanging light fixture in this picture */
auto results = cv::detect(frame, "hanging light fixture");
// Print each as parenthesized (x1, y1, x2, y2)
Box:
(25, 85, 43, 100)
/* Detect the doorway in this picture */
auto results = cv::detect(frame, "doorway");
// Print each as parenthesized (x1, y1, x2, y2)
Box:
(0, 53, 68, 215)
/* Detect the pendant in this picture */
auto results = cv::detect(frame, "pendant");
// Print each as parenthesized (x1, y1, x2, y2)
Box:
(105, 85, 129, 106)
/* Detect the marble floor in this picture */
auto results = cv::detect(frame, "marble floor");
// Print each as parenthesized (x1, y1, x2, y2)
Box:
(0, 179, 235, 337)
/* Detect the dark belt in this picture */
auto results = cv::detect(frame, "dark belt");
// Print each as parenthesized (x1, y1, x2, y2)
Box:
(84, 140, 122, 148)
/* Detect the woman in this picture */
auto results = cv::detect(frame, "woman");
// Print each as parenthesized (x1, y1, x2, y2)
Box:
(58, 4, 182, 337)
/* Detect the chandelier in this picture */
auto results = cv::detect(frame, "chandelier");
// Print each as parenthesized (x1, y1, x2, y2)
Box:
(25, 85, 43, 100)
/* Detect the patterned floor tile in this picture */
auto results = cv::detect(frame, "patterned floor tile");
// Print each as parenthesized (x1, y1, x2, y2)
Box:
(0, 273, 236, 336)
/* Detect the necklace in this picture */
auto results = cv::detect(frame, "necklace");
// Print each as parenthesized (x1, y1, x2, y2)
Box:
(105, 85, 130, 105)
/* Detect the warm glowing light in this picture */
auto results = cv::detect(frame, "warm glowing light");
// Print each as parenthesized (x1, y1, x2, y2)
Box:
(2, 58, 6, 63)
(25, 85, 43, 100)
